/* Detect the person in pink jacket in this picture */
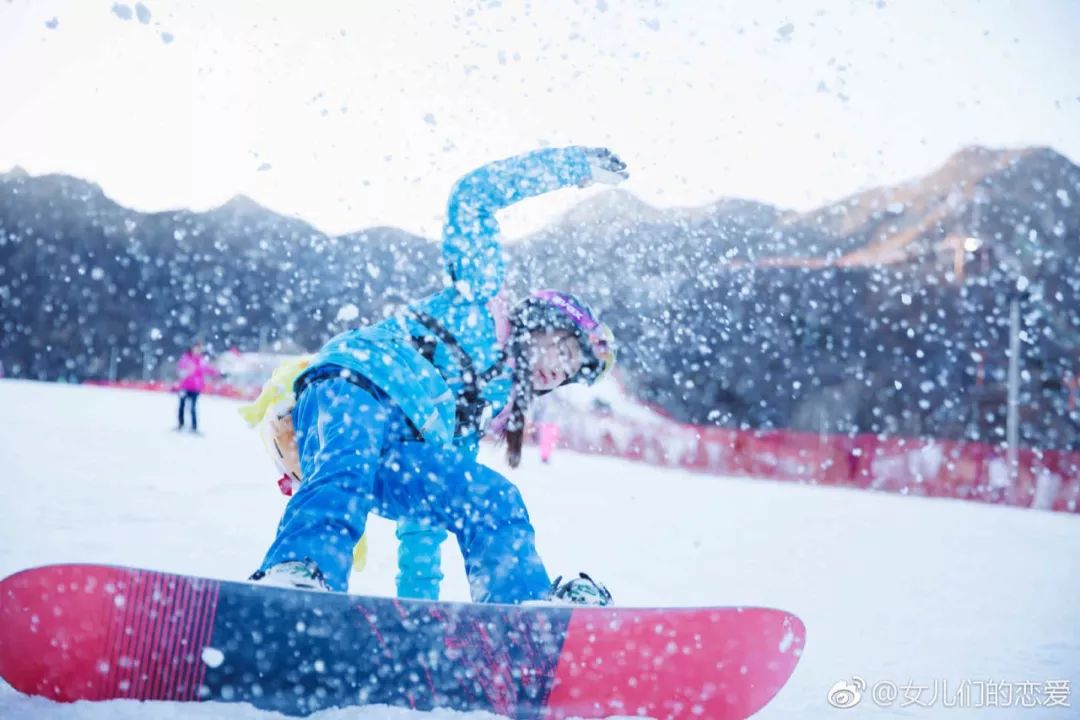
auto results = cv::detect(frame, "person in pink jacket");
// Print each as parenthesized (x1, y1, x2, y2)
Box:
(176, 342, 219, 433)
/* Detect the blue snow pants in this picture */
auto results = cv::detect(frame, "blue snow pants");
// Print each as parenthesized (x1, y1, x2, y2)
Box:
(258, 377, 551, 604)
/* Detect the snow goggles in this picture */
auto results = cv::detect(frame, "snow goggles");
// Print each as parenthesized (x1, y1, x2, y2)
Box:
(532, 290, 617, 385)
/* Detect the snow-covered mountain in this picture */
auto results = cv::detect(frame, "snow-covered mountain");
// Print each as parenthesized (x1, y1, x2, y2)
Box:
(1, 147, 1078, 448)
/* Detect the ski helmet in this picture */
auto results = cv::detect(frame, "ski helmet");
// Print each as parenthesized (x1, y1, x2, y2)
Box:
(511, 289, 616, 386)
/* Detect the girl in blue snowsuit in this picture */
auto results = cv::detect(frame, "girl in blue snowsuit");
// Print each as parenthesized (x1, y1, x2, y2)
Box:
(253, 146, 626, 604)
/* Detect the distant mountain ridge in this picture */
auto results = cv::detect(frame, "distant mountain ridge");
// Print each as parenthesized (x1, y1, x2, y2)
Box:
(532, 144, 1079, 267)
(2, 146, 1078, 448)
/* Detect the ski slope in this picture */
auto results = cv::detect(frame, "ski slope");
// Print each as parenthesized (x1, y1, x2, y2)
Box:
(1, 379, 1077, 719)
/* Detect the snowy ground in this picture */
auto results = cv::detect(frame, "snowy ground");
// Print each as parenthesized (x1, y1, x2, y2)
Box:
(1, 379, 1077, 719)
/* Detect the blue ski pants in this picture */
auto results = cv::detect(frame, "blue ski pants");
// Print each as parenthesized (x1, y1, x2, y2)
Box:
(258, 377, 551, 603)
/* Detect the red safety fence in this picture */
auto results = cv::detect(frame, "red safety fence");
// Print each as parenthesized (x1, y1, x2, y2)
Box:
(83, 379, 258, 401)
(555, 411, 1080, 514)
(84, 379, 1080, 514)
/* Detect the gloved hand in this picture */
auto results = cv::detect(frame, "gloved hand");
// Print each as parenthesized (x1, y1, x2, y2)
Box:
(581, 147, 629, 186)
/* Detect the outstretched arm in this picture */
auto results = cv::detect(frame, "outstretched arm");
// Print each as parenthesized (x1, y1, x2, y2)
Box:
(442, 146, 628, 301)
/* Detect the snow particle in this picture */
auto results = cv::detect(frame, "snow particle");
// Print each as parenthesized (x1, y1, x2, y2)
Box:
(336, 303, 360, 322)
(135, 2, 151, 24)
(45, 17, 59, 30)
(160, 31, 175, 44)
(778, 628, 795, 653)
(201, 646, 225, 668)
(111, 3, 133, 21)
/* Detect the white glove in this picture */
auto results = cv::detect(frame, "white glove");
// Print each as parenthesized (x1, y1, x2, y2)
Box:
(582, 147, 629, 186)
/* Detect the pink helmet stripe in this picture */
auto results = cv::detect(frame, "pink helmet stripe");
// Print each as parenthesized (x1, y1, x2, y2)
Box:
(532, 290, 600, 332)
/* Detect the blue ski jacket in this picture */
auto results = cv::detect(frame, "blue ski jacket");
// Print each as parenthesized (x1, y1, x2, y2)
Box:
(296, 147, 593, 451)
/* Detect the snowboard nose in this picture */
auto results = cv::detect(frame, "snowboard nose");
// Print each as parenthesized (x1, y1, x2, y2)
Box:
(544, 606, 806, 719)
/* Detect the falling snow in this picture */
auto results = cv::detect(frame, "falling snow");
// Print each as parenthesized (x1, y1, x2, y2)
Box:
(1, 3, 1078, 718)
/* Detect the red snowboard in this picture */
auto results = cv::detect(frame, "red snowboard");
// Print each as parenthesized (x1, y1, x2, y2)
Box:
(0, 564, 805, 718)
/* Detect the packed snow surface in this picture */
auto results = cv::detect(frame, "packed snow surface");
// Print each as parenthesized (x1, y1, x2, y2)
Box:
(1, 380, 1077, 719)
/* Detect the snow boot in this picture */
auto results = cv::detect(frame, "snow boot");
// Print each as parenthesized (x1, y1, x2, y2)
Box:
(545, 572, 613, 606)
(249, 559, 329, 591)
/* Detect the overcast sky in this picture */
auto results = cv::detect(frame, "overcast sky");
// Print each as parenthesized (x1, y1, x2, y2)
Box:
(1, 0, 1077, 239)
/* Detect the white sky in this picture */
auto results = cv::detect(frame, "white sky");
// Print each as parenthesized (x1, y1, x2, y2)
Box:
(0, 0, 1077, 239)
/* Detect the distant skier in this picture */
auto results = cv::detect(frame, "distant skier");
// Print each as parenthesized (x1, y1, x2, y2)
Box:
(246, 146, 624, 606)
(175, 341, 219, 433)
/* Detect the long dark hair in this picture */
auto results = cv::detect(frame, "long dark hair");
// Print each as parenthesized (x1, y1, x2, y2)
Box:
(503, 330, 538, 468)
(502, 326, 576, 468)
(501, 293, 598, 467)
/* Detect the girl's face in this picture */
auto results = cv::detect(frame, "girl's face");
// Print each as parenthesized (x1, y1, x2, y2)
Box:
(528, 331, 584, 391)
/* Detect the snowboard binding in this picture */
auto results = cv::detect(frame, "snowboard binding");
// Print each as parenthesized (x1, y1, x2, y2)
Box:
(546, 572, 613, 606)
(249, 559, 329, 591)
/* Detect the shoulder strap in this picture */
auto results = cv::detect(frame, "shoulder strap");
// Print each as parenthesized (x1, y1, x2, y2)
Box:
(406, 309, 506, 436)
